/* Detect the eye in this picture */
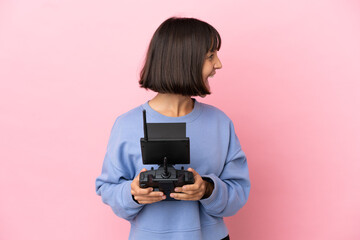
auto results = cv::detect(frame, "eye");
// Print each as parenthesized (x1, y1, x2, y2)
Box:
(208, 54, 214, 60)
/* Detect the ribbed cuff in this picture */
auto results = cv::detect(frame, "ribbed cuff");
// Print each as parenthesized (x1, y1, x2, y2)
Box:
(122, 181, 143, 208)
(201, 177, 214, 200)
(199, 174, 219, 207)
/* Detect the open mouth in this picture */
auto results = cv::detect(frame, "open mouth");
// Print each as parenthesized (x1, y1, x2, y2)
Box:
(209, 71, 216, 78)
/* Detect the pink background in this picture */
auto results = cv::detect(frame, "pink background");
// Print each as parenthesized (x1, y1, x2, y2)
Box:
(1, 0, 359, 239)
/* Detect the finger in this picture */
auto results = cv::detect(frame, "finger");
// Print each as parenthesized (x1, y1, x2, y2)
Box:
(194, 174, 204, 184)
(135, 195, 166, 203)
(132, 169, 154, 192)
(145, 191, 165, 197)
(175, 182, 203, 193)
(174, 187, 183, 192)
(133, 168, 147, 183)
(174, 186, 199, 194)
(187, 168, 204, 184)
(137, 168, 147, 179)
(175, 183, 206, 197)
(135, 196, 165, 202)
(179, 190, 201, 196)
(181, 184, 199, 191)
(170, 192, 199, 201)
(138, 198, 165, 204)
(132, 188, 165, 197)
(187, 168, 199, 177)
(170, 192, 188, 200)
(132, 187, 153, 195)
(182, 178, 204, 190)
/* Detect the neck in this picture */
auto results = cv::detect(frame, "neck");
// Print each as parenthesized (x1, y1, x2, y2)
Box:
(148, 93, 194, 117)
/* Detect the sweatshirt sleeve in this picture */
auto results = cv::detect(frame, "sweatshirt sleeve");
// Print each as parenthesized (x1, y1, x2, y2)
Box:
(95, 117, 144, 221)
(200, 121, 250, 217)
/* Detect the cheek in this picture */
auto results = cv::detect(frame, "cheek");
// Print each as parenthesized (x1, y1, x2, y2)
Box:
(202, 63, 212, 80)
(202, 70, 207, 81)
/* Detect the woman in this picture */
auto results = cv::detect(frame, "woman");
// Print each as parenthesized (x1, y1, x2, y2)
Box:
(96, 17, 250, 240)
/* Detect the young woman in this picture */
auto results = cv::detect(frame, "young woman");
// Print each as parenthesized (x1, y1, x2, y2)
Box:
(96, 17, 250, 240)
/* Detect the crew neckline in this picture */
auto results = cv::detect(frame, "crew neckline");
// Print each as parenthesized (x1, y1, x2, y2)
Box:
(141, 98, 203, 123)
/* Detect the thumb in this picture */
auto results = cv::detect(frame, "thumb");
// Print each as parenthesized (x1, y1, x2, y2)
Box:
(187, 168, 203, 182)
(187, 167, 198, 176)
(136, 168, 147, 180)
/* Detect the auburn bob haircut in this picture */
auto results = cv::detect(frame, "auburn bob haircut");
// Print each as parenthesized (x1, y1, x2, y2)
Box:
(139, 17, 221, 96)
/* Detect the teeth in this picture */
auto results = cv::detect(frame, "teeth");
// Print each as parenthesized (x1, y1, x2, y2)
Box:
(209, 72, 216, 78)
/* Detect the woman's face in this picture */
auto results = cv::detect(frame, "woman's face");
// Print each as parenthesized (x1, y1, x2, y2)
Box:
(202, 50, 222, 91)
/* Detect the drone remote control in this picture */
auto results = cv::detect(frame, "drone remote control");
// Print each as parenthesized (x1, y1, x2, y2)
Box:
(139, 110, 194, 201)
(140, 158, 194, 200)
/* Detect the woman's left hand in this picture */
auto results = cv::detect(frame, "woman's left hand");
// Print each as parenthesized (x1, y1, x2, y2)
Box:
(170, 168, 214, 201)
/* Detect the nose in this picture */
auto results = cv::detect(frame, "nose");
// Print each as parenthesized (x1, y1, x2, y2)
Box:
(215, 55, 222, 69)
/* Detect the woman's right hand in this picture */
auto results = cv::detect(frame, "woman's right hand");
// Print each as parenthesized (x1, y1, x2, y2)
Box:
(131, 168, 166, 204)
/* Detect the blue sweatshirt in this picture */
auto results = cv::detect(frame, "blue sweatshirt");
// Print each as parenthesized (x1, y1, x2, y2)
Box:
(95, 99, 250, 240)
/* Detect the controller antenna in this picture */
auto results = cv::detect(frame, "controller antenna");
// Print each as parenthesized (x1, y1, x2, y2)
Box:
(143, 110, 148, 141)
